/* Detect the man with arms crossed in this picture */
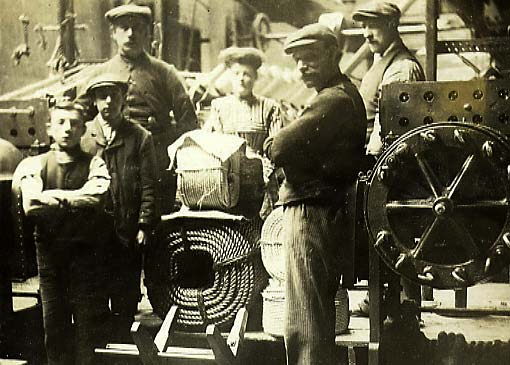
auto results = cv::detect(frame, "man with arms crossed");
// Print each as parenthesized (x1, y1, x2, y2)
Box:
(264, 24, 367, 364)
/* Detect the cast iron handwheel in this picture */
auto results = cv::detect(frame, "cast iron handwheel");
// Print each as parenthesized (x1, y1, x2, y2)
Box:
(365, 122, 510, 288)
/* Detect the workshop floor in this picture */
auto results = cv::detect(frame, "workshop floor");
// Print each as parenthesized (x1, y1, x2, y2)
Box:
(10, 278, 510, 364)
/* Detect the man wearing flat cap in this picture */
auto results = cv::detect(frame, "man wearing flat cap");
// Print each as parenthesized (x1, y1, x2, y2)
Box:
(264, 23, 366, 364)
(81, 72, 159, 342)
(352, 1, 424, 317)
(77, 3, 198, 214)
(353, 1, 425, 156)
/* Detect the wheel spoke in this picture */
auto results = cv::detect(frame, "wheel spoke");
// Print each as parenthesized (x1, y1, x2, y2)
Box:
(447, 154, 475, 199)
(412, 217, 440, 259)
(456, 199, 510, 209)
(414, 153, 443, 198)
(448, 216, 480, 257)
(386, 199, 434, 210)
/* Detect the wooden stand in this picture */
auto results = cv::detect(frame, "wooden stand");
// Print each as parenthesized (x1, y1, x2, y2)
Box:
(96, 306, 248, 365)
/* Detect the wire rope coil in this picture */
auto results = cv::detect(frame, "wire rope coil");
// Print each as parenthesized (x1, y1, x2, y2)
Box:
(145, 217, 267, 331)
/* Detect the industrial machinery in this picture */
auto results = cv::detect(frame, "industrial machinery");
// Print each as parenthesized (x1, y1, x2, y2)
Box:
(368, 79, 510, 289)
(2, 0, 510, 364)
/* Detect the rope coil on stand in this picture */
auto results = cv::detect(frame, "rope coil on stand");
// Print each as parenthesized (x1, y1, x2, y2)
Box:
(145, 218, 267, 331)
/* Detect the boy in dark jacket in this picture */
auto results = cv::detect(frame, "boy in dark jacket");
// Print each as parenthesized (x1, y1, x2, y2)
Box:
(13, 101, 111, 365)
(81, 73, 159, 342)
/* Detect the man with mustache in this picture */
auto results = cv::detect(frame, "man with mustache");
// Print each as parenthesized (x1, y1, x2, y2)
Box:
(264, 23, 366, 364)
(77, 3, 198, 214)
(355, 2, 425, 156)
(352, 2, 425, 317)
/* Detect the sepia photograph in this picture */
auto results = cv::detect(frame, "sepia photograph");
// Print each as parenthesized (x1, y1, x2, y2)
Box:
(1, 0, 510, 364)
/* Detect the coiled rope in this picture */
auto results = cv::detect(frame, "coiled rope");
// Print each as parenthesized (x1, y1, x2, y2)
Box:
(145, 217, 267, 330)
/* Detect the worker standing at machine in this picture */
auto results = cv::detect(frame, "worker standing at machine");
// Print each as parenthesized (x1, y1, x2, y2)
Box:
(12, 101, 111, 365)
(352, 1, 425, 317)
(264, 24, 366, 364)
(202, 46, 285, 218)
(81, 73, 159, 342)
(356, 2, 425, 156)
(77, 3, 198, 214)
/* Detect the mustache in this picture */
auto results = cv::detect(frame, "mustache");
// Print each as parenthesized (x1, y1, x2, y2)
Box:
(300, 71, 320, 78)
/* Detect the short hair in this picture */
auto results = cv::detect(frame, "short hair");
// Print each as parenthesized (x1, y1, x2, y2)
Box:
(50, 100, 85, 119)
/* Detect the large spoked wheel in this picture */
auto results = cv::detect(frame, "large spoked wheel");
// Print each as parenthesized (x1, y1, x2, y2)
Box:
(365, 122, 510, 288)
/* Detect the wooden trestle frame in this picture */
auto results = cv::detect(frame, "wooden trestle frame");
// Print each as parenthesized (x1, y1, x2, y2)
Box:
(96, 306, 248, 365)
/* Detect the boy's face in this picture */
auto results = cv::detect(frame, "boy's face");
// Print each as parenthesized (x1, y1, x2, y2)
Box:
(93, 86, 125, 123)
(48, 108, 85, 150)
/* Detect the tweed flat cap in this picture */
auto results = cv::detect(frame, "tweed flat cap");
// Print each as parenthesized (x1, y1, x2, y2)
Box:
(283, 23, 338, 54)
(219, 47, 265, 69)
(352, 2, 401, 22)
(86, 73, 129, 95)
(105, 4, 152, 23)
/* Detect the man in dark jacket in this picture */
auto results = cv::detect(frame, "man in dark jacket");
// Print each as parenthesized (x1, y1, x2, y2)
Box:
(81, 73, 159, 342)
(77, 4, 198, 213)
(264, 24, 367, 365)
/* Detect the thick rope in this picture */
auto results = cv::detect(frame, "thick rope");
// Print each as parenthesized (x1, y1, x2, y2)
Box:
(145, 218, 266, 330)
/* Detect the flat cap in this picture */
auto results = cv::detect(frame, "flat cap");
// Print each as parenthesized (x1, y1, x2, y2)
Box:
(283, 23, 338, 54)
(352, 2, 401, 23)
(105, 4, 152, 23)
(219, 47, 265, 70)
(86, 73, 129, 95)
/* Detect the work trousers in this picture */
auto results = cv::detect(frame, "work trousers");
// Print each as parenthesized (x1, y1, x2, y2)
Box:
(108, 240, 143, 343)
(36, 240, 110, 365)
(284, 200, 347, 365)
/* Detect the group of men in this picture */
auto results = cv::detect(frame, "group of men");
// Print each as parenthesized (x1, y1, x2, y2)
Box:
(12, 1, 424, 364)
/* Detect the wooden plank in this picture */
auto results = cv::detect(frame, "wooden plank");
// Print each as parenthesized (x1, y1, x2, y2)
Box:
(161, 347, 215, 360)
(154, 305, 179, 352)
(131, 321, 160, 365)
(226, 307, 248, 357)
(206, 324, 236, 365)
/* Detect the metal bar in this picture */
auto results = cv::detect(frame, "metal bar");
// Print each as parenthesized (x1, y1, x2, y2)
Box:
(420, 306, 510, 316)
(436, 38, 510, 54)
(0, 107, 35, 116)
(368, 242, 382, 365)
(425, 0, 438, 81)
(38, 24, 87, 32)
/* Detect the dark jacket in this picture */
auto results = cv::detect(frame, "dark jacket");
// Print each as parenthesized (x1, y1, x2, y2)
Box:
(264, 72, 367, 205)
(77, 52, 198, 139)
(81, 116, 159, 247)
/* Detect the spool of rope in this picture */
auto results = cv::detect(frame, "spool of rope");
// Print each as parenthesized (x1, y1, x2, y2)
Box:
(260, 206, 285, 282)
(145, 217, 267, 331)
